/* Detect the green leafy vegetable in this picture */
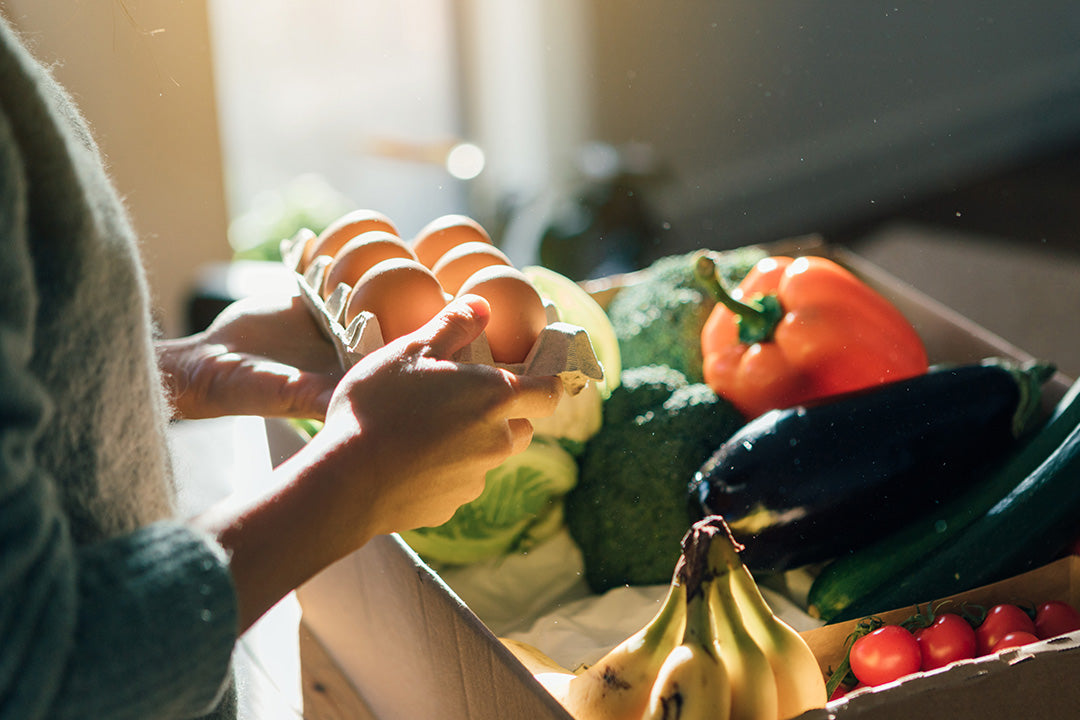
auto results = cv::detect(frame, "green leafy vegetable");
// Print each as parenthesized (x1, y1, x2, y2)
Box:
(400, 436, 579, 565)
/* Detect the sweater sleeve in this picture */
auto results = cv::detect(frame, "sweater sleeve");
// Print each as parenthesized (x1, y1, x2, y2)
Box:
(0, 31, 239, 720)
(0, 511, 238, 720)
(55, 523, 239, 719)
(0, 221, 239, 719)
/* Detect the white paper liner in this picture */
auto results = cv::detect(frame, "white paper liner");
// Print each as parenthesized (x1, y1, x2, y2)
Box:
(435, 528, 824, 672)
(506, 582, 824, 671)
(281, 230, 604, 395)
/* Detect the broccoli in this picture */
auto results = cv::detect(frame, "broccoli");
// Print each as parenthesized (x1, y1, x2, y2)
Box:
(606, 247, 767, 383)
(601, 363, 688, 427)
(564, 365, 745, 593)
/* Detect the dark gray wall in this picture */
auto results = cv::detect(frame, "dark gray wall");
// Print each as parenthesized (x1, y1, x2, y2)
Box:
(587, 2, 1080, 250)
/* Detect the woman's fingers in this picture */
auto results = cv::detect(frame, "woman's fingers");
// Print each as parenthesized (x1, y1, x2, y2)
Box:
(506, 417, 536, 456)
(417, 294, 564, 418)
(418, 294, 492, 360)
(502, 370, 564, 421)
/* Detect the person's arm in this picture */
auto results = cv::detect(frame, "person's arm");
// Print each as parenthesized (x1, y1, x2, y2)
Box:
(194, 296, 564, 630)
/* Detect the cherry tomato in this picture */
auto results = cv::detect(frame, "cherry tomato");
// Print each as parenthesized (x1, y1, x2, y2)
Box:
(829, 682, 864, 702)
(975, 604, 1036, 656)
(1034, 600, 1080, 640)
(914, 613, 976, 671)
(849, 625, 922, 686)
(991, 631, 1040, 652)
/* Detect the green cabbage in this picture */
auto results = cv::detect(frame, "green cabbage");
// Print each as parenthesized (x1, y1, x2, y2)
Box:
(530, 379, 603, 456)
(399, 436, 579, 566)
(523, 264, 621, 398)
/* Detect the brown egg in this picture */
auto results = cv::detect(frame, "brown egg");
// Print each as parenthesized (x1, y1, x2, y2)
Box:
(301, 209, 399, 270)
(344, 258, 447, 343)
(456, 265, 548, 364)
(431, 241, 512, 296)
(411, 214, 492, 269)
(294, 227, 319, 269)
(321, 231, 417, 299)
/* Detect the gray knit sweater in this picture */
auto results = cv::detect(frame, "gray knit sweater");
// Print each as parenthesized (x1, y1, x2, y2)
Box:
(1, 15, 238, 720)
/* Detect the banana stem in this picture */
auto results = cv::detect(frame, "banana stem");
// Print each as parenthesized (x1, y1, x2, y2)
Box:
(710, 572, 749, 646)
(703, 516, 745, 570)
(729, 565, 775, 628)
(680, 523, 711, 601)
(684, 581, 718, 652)
(679, 523, 720, 652)
(704, 516, 775, 632)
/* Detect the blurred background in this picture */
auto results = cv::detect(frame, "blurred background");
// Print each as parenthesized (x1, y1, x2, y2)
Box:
(4, 1, 1079, 372)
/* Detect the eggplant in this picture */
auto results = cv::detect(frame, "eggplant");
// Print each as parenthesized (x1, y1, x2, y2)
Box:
(688, 358, 1054, 574)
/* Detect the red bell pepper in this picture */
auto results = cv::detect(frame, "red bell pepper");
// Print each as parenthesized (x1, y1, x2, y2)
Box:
(696, 253, 928, 419)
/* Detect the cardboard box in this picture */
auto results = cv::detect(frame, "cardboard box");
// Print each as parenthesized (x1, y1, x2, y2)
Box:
(279, 238, 1075, 719)
(801, 556, 1080, 719)
(802, 556, 1080, 678)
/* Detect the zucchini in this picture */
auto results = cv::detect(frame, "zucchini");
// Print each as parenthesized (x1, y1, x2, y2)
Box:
(813, 374, 1080, 622)
(689, 358, 1053, 575)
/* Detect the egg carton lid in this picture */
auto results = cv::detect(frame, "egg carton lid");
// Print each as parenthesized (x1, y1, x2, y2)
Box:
(280, 230, 604, 395)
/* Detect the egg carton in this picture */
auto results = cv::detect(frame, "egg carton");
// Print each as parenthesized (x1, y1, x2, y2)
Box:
(280, 230, 604, 395)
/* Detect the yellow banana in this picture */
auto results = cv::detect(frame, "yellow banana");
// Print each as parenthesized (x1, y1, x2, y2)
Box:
(708, 567, 779, 720)
(708, 518, 828, 719)
(639, 524, 734, 720)
(500, 637, 579, 676)
(644, 569, 731, 720)
(727, 564, 827, 719)
(499, 637, 580, 702)
(557, 564, 688, 720)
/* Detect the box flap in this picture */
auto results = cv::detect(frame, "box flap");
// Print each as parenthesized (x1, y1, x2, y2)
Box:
(802, 553, 1080, 675)
(803, 633, 1080, 719)
(799, 556, 1080, 718)
(297, 533, 573, 719)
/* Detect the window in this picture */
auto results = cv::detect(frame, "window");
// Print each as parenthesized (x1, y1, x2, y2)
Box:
(207, 0, 469, 251)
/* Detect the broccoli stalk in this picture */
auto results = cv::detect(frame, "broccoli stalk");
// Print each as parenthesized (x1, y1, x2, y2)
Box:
(564, 365, 745, 593)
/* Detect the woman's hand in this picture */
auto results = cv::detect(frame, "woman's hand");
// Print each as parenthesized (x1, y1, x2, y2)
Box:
(310, 294, 564, 537)
(157, 293, 344, 421)
(196, 295, 564, 630)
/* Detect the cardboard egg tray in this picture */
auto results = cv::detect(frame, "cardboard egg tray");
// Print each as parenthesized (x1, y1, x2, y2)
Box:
(280, 230, 604, 395)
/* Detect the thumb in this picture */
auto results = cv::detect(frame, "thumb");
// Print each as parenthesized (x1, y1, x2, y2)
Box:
(421, 294, 491, 359)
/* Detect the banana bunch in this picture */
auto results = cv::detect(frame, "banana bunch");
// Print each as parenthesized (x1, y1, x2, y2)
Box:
(507, 515, 827, 720)
(644, 532, 732, 719)
(708, 520, 827, 719)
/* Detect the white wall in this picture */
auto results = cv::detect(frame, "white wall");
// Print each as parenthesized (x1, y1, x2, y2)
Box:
(3, 1, 230, 336)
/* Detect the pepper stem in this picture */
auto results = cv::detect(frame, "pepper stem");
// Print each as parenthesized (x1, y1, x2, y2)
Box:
(694, 252, 783, 345)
